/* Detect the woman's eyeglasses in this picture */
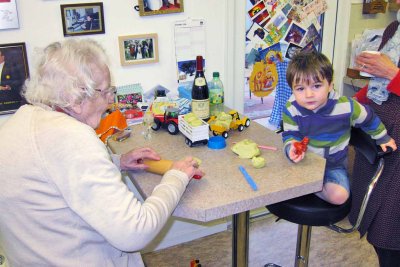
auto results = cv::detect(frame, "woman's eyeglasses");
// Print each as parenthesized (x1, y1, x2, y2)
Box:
(93, 86, 117, 97)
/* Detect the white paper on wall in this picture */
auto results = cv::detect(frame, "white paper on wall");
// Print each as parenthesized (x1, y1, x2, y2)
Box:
(174, 17, 206, 83)
(0, 0, 19, 30)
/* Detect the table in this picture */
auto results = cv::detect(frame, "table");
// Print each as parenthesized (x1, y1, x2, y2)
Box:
(108, 119, 325, 267)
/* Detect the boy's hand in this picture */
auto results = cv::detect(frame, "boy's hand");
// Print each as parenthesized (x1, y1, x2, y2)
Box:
(288, 142, 305, 163)
(380, 138, 397, 152)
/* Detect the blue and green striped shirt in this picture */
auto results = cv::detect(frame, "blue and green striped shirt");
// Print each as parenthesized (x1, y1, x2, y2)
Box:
(282, 91, 390, 168)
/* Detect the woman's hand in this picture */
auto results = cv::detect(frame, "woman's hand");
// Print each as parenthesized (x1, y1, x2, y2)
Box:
(171, 156, 204, 179)
(355, 51, 399, 80)
(380, 138, 397, 152)
(120, 147, 161, 171)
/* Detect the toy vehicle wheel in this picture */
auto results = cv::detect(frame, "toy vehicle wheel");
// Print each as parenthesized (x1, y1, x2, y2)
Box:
(187, 139, 193, 147)
(245, 119, 251, 127)
(152, 118, 161, 131)
(167, 121, 179, 135)
(222, 131, 229, 139)
(213, 131, 218, 136)
(238, 125, 244, 132)
(203, 140, 208, 145)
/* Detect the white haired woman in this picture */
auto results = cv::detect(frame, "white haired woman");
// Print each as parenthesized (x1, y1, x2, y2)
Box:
(0, 39, 203, 266)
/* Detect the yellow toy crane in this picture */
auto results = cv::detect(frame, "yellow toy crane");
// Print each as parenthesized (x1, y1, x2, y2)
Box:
(208, 110, 250, 139)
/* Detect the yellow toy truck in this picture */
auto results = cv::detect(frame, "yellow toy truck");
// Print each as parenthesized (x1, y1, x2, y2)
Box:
(207, 110, 250, 138)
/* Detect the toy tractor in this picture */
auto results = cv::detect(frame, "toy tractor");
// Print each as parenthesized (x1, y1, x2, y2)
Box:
(151, 107, 180, 135)
(208, 110, 250, 138)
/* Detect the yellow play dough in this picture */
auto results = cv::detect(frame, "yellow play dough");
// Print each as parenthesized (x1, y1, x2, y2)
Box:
(252, 156, 266, 168)
(184, 112, 203, 126)
(231, 139, 261, 159)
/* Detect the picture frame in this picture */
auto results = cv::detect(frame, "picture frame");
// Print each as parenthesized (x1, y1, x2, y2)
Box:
(118, 33, 159, 66)
(137, 0, 184, 16)
(60, 2, 105, 37)
(0, 42, 29, 114)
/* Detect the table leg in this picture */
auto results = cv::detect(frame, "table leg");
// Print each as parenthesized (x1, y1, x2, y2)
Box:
(232, 211, 249, 267)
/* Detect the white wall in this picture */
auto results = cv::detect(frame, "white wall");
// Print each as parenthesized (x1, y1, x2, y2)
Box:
(0, 0, 232, 251)
(0, 0, 229, 123)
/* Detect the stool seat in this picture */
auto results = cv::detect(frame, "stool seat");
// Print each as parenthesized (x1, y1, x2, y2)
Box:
(267, 194, 351, 226)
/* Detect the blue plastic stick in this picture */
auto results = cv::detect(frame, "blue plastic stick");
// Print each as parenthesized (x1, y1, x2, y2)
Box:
(238, 165, 258, 191)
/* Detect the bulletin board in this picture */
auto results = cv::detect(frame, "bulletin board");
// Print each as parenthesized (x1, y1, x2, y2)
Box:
(244, 0, 327, 125)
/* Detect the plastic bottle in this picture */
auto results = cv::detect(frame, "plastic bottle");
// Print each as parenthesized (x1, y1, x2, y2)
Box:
(191, 55, 210, 120)
(208, 71, 224, 116)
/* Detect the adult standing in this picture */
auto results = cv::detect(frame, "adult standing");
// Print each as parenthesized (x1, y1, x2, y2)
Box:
(0, 39, 203, 266)
(349, 3, 400, 266)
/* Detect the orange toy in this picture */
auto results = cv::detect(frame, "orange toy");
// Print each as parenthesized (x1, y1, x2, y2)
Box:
(293, 137, 309, 156)
(95, 110, 127, 143)
(143, 159, 202, 179)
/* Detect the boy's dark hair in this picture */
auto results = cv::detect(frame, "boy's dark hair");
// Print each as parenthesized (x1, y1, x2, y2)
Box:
(286, 51, 333, 88)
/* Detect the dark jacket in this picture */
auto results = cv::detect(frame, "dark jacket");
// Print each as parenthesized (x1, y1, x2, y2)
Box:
(0, 61, 24, 112)
(348, 20, 400, 250)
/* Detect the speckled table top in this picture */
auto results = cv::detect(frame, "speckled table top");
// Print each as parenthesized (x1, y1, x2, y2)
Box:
(109, 119, 325, 222)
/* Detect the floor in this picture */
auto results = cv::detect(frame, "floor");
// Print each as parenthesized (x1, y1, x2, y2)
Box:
(142, 214, 378, 267)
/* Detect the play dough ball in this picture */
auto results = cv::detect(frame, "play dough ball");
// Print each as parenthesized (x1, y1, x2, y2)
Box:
(252, 156, 265, 168)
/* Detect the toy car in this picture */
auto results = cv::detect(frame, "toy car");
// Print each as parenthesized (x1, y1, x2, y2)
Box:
(151, 107, 179, 135)
(178, 114, 209, 147)
(208, 110, 250, 139)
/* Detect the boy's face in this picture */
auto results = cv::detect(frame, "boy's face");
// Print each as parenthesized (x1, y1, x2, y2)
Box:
(292, 75, 333, 111)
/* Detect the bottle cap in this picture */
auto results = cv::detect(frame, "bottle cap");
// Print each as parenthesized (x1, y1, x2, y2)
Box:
(213, 72, 220, 78)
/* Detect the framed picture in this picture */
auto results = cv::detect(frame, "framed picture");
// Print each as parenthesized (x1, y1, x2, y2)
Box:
(60, 2, 105, 37)
(137, 0, 183, 16)
(0, 42, 29, 114)
(118, 33, 159, 66)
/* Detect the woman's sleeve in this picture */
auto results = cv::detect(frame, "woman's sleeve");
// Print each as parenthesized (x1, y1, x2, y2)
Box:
(387, 69, 400, 96)
(353, 85, 370, 104)
(40, 123, 190, 252)
(354, 70, 400, 103)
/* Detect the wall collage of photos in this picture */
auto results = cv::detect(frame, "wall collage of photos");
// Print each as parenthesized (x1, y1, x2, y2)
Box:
(244, 0, 327, 129)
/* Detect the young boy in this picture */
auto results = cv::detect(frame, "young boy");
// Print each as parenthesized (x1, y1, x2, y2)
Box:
(282, 51, 397, 205)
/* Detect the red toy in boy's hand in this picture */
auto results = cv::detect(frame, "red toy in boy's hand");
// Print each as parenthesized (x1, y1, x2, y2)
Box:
(293, 137, 309, 156)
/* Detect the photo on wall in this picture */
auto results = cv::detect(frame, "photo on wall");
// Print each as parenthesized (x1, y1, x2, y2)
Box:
(0, 42, 29, 114)
(118, 33, 159, 66)
(60, 2, 105, 37)
(136, 0, 183, 16)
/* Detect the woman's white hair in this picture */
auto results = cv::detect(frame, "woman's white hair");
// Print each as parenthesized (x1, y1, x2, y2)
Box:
(22, 39, 110, 109)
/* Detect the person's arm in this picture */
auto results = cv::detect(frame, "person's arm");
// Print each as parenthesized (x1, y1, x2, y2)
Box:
(40, 120, 194, 252)
(282, 101, 304, 163)
(350, 98, 397, 151)
(354, 52, 400, 96)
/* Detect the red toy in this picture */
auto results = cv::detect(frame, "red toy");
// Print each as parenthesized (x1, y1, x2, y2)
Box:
(124, 108, 143, 119)
(190, 259, 201, 267)
(151, 107, 180, 135)
(293, 137, 309, 156)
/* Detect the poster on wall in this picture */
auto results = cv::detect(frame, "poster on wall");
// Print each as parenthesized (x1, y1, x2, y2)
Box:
(244, 0, 327, 129)
(0, 42, 29, 114)
(0, 0, 19, 30)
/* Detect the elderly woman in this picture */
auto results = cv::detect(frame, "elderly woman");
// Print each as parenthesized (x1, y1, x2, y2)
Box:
(0, 39, 203, 266)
